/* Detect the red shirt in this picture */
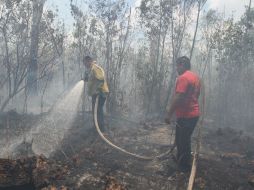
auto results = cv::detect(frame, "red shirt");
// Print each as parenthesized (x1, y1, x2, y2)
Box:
(175, 70, 201, 118)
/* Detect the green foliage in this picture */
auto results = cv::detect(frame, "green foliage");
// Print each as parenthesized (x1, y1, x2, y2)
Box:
(139, 0, 171, 32)
(89, 0, 126, 22)
(5, 0, 19, 9)
(71, 4, 83, 18)
(212, 8, 254, 78)
(206, 8, 254, 129)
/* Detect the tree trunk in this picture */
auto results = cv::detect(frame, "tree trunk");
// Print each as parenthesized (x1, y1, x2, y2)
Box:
(27, 0, 46, 95)
(146, 0, 163, 116)
(3, 27, 11, 98)
(156, 27, 168, 113)
(190, 1, 201, 60)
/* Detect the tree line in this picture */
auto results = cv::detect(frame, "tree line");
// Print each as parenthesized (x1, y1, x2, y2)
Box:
(0, 0, 253, 130)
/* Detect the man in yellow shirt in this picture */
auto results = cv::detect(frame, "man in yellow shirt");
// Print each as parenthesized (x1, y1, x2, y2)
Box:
(83, 55, 109, 132)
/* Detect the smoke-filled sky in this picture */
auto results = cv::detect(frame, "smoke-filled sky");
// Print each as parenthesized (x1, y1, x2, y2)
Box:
(207, 0, 250, 19)
(45, 0, 252, 31)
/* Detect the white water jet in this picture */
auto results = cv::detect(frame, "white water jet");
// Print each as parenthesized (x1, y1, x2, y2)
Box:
(0, 81, 84, 158)
(29, 80, 84, 157)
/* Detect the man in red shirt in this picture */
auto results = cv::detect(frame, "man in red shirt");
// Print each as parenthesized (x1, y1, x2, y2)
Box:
(165, 56, 201, 172)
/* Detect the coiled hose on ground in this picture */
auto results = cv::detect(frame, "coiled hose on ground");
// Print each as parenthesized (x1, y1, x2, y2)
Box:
(93, 95, 175, 161)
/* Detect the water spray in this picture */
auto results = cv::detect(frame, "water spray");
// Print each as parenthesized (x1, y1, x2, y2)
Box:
(30, 80, 84, 157)
(0, 80, 174, 160)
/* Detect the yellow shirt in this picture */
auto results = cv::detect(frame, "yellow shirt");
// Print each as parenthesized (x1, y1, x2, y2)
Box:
(86, 62, 109, 96)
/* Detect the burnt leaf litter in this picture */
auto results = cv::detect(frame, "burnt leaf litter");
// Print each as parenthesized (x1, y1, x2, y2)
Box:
(0, 111, 254, 190)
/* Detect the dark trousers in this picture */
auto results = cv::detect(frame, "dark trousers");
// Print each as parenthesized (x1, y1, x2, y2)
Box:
(92, 94, 106, 132)
(176, 117, 199, 171)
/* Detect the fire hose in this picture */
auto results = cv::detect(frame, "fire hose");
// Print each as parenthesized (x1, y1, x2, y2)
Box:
(93, 95, 176, 161)
(92, 78, 205, 189)
(187, 80, 205, 190)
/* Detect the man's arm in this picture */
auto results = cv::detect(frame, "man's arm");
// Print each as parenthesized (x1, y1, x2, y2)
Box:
(165, 92, 185, 124)
(83, 70, 90, 82)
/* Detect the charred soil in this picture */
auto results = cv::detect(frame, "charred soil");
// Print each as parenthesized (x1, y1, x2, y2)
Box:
(0, 111, 253, 190)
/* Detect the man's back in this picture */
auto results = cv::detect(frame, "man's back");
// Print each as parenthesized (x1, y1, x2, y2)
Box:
(87, 62, 109, 96)
(175, 70, 201, 118)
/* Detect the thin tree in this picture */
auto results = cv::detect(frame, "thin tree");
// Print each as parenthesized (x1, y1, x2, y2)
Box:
(190, 0, 207, 60)
(27, 0, 46, 95)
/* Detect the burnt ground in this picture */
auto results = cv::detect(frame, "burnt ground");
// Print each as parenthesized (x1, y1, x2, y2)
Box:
(0, 111, 254, 190)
